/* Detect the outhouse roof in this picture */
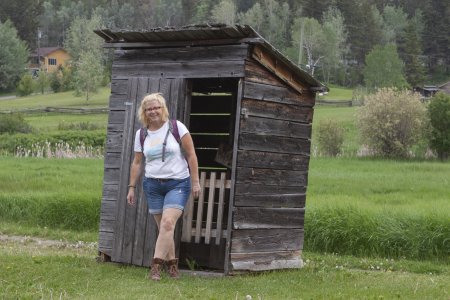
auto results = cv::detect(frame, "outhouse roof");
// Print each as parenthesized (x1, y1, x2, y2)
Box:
(95, 24, 327, 92)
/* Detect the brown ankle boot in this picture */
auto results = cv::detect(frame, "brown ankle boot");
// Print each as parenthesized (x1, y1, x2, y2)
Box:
(167, 258, 180, 279)
(149, 258, 165, 281)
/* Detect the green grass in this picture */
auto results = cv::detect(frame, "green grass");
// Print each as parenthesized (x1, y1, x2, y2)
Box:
(312, 106, 359, 155)
(305, 158, 450, 260)
(319, 84, 353, 100)
(0, 239, 448, 299)
(0, 87, 110, 111)
(0, 157, 103, 232)
(24, 112, 108, 132)
(0, 156, 448, 260)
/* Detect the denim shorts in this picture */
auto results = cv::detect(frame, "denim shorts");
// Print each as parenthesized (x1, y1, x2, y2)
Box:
(142, 177, 191, 214)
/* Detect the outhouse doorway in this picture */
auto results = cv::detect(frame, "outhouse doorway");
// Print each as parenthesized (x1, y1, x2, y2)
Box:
(111, 76, 240, 271)
(180, 78, 239, 270)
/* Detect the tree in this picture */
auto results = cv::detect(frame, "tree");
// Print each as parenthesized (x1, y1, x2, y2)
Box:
(320, 6, 348, 83)
(36, 69, 50, 94)
(422, 0, 450, 75)
(0, 0, 43, 48)
(291, 17, 325, 76)
(400, 22, 426, 87)
(363, 44, 408, 90)
(0, 20, 29, 92)
(428, 93, 450, 160)
(358, 88, 427, 158)
(238, 0, 291, 50)
(211, 0, 237, 25)
(64, 15, 103, 64)
(16, 74, 35, 96)
(381, 5, 408, 45)
(238, 2, 264, 32)
(74, 51, 104, 101)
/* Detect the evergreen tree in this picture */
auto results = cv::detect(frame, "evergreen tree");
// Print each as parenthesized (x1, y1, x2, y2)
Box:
(0, 0, 43, 48)
(422, 0, 450, 75)
(401, 22, 426, 87)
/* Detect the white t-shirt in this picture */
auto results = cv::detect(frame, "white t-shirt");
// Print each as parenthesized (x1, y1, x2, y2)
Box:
(134, 120, 190, 179)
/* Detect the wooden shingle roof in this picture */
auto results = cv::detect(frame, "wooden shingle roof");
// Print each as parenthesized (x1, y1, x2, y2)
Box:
(95, 24, 327, 92)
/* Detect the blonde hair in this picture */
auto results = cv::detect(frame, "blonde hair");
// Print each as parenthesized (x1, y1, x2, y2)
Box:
(138, 93, 169, 126)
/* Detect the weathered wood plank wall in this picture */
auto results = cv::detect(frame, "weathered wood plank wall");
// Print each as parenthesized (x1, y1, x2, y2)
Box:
(229, 57, 314, 271)
(98, 44, 248, 264)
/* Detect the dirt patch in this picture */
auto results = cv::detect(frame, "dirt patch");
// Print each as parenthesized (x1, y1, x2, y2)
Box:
(0, 234, 97, 250)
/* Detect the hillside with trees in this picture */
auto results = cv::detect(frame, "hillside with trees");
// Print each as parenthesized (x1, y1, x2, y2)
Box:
(0, 0, 448, 92)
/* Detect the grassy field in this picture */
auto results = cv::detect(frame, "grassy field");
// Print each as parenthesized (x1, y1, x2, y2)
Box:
(311, 106, 359, 155)
(0, 238, 448, 299)
(318, 84, 354, 100)
(24, 112, 108, 132)
(1, 88, 449, 298)
(0, 87, 110, 111)
(1, 156, 448, 260)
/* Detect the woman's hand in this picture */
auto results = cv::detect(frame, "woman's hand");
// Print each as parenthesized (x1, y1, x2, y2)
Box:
(192, 181, 201, 199)
(127, 188, 136, 206)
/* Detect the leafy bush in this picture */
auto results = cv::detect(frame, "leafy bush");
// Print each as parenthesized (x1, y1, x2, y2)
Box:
(428, 93, 450, 160)
(317, 120, 344, 156)
(49, 66, 73, 93)
(0, 113, 33, 134)
(357, 88, 427, 158)
(15, 74, 35, 96)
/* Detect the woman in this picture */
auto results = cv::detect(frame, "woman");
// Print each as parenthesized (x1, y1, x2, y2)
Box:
(126, 93, 200, 281)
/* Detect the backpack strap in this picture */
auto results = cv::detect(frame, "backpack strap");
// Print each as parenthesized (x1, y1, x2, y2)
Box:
(139, 127, 148, 152)
(141, 120, 184, 162)
(169, 119, 181, 145)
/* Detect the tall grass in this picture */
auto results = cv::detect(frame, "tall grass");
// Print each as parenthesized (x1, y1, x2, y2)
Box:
(306, 157, 450, 260)
(1, 156, 448, 261)
(0, 157, 103, 231)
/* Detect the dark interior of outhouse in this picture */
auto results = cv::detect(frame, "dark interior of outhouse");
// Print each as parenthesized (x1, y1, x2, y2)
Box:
(179, 77, 239, 270)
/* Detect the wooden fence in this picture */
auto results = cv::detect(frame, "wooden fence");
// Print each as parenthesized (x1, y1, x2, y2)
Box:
(0, 107, 109, 114)
(315, 99, 353, 106)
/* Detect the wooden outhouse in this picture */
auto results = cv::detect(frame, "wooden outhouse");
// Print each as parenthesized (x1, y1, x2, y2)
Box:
(95, 24, 326, 274)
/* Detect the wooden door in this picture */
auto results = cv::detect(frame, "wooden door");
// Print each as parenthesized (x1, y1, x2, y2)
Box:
(111, 77, 188, 267)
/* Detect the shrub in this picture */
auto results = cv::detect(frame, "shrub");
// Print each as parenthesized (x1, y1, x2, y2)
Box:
(317, 120, 344, 156)
(16, 74, 35, 96)
(357, 88, 427, 158)
(49, 71, 62, 93)
(428, 93, 450, 160)
(0, 113, 33, 134)
(35, 69, 50, 94)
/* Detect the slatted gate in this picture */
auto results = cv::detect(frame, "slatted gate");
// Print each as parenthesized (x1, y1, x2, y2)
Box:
(181, 171, 231, 245)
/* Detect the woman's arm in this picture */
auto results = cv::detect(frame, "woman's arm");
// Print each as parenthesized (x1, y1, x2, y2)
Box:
(126, 152, 143, 205)
(181, 133, 200, 199)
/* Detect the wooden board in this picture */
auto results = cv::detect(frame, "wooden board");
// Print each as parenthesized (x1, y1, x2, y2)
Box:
(231, 228, 304, 252)
(236, 150, 309, 170)
(243, 81, 314, 107)
(112, 60, 245, 79)
(240, 115, 311, 139)
(230, 250, 303, 272)
(241, 98, 313, 124)
(238, 133, 310, 155)
(233, 207, 305, 229)
(233, 193, 306, 208)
